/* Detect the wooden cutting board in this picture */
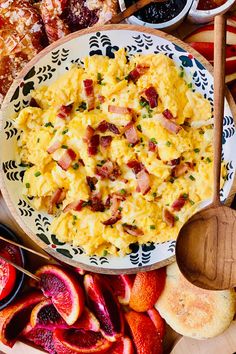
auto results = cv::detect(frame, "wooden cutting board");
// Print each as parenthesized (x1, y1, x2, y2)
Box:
(170, 322, 236, 354)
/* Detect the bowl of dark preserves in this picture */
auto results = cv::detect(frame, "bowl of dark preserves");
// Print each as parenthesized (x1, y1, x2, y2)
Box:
(118, 0, 194, 31)
(188, 0, 236, 24)
(0, 223, 25, 310)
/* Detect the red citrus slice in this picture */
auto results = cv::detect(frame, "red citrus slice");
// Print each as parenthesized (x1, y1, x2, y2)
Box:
(31, 299, 99, 331)
(35, 265, 85, 325)
(106, 337, 134, 354)
(0, 250, 17, 301)
(129, 268, 166, 312)
(147, 308, 165, 340)
(84, 274, 124, 342)
(125, 311, 163, 354)
(0, 291, 45, 347)
(103, 275, 134, 305)
(53, 328, 112, 353)
(22, 326, 56, 354)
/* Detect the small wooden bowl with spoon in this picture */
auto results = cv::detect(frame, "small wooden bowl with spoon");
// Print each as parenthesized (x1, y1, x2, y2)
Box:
(176, 15, 236, 291)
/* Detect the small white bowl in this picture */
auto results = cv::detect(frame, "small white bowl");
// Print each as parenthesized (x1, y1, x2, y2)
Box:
(188, 0, 236, 24)
(118, 0, 194, 32)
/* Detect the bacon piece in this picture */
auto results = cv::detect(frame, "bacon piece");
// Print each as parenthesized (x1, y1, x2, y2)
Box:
(172, 162, 193, 178)
(102, 214, 121, 226)
(83, 79, 95, 111)
(100, 136, 112, 149)
(108, 123, 120, 135)
(166, 158, 180, 166)
(97, 95, 105, 103)
(148, 140, 157, 152)
(162, 209, 175, 227)
(136, 169, 151, 195)
(108, 105, 132, 115)
(128, 64, 150, 83)
(88, 135, 100, 156)
(57, 104, 73, 119)
(159, 115, 181, 134)
(90, 193, 105, 212)
(127, 160, 144, 175)
(96, 161, 113, 179)
(172, 194, 188, 212)
(123, 224, 144, 236)
(105, 195, 111, 208)
(163, 109, 174, 120)
(110, 195, 120, 216)
(47, 140, 61, 154)
(48, 188, 66, 214)
(58, 149, 76, 170)
(84, 125, 95, 143)
(63, 200, 85, 213)
(29, 98, 40, 108)
(86, 176, 98, 192)
(97, 120, 108, 133)
(78, 158, 85, 166)
(124, 122, 139, 145)
(141, 86, 158, 108)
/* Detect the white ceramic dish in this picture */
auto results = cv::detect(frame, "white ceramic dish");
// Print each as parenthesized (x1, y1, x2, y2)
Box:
(0, 25, 236, 273)
(118, 0, 194, 31)
(188, 0, 236, 24)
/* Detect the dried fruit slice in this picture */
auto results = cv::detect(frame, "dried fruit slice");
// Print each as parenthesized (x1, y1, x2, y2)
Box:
(22, 325, 56, 354)
(125, 311, 163, 354)
(103, 275, 134, 305)
(106, 337, 134, 354)
(147, 308, 165, 340)
(0, 291, 45, 347)
(84, 274, 124, 341)
(53, 328, 112, 353)
(35, 265, 85, 325)
(31, 299, 99, 331)
(129, 268, 166, 312)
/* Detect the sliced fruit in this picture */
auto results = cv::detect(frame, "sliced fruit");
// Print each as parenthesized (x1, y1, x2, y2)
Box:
(74, 267, 86, 275)
(31, 299, 100, 331)
(125, 311, 163, 354)
(35, 265, 85, 325)
(189, 42, 236, 62)
(147, 308, 165, 340)
(84, 274, 124, 342)
(0, 291, 45, 347)
(53, 328, 112, 353)
(103, 274, 134, 305)
(22, 326, 56, 354)
(0, 250, 17, 301)
(129, 268, 166, 312)
(184, 25, 236, 45)
(106, 336, 134, 354)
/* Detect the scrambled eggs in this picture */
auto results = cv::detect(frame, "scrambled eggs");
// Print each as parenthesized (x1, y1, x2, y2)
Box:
(15, 49, 222, 256)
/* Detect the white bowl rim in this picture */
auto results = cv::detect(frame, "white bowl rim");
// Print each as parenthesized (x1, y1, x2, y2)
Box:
(118, 0, 194, 29)
(0, 24, 236, 273)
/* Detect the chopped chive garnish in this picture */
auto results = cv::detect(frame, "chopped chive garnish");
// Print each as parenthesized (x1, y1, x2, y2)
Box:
(142, 114, 147, 118)
(188, 83, 192, 88)
(44, 122, 54, 128)
(139, 100, 147, 107)
(166, 141, 171, 147)
(150, 137, 157, 144)
(199, 129, 204, 135)
(152, 192, 157, 198)
(34, 171, 41, 177)
(97, 72, 102, 84)
(182, 193, 188, 199)
(62, 129, 68, 135)
(103, 250, 108, 257)
(175, 216, 179, 221)
(179, 71, 184, 78)
(137, 124, 142, 132)
(53, 129, 57, 134)
(116, 77, 121, 82)
(194, 148, 200, 153)
(120, 189, 126, 195)
(206, 157, 212, 163)
(61, 144, 68, 149)
(112, 98, 115, 102)
(37, 138, 40, 143)
(25, 183, 30, 188)
(118, 207, 123, 212)
(150, 225, 156, 230)
(77, 101, 87, 111)
(189, 175, 195, 181)
(72, 163, 79, 170)
(73, 215, 77, 220)
(189, 199, 195, 205)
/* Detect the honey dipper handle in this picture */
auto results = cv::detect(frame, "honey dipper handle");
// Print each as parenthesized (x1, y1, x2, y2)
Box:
(213, 15, 226, 206)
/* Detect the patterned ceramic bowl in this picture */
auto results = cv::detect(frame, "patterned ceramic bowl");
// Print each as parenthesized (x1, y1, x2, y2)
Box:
(0, 25, 236, 274)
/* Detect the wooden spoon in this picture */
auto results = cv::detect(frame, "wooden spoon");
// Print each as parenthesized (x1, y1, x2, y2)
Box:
(110, 0, 167, 24)
(176, 15, 236, 290)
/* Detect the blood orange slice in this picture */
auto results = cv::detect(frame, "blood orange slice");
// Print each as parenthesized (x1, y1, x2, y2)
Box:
(84, 274, 124, 342)
(35, 265, 85, 326)
(147, 308, 165, 340)
(53, 328, 112, 353)
(22, 326, 56, 354)
(106, 337, 134, 354)
(103, 275, 134, 305)
(0, 250, 16, 301)
(0, 291, 45, 347)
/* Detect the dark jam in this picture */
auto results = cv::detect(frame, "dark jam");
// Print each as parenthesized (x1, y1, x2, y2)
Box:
(197, 0, 227, 10)
(125, 0, 187, 24)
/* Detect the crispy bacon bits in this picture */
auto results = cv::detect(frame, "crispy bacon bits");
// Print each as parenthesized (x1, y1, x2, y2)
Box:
(136, 169, 151, 195)
(172, 194, 188, 212)
(108, 105, 132, 115)
(141, 86, 158, 108)
(124, 122, 139, 145)
(127, 160, 144, 175)
(58, 148, 76, 170)
(100, 136, 112, 149)
(172, 162, 194, 178)
(96, 160, 121, 181)
(97, 120, 120, 135)
(128, 64, 150, 83)
(159, 114, 181, 134)
(63, 200, 86, 213)
(86, 176, 98, 192)
(122, 224, 144, 236)
(47, 140, 61, 154)
(90, 193, 105, 212)
(163, 109, 174, 120)
(48, 188, 66, 214)
(83, 79, 95, 111)
(102, 214, 121, 226)
(162, 209, 175, 227)
(57, 104, 73, 119)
